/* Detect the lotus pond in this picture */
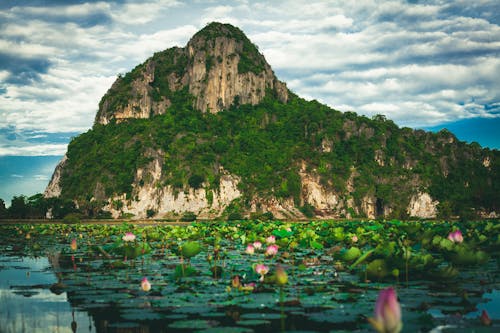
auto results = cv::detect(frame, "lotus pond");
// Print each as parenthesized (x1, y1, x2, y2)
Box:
(0, 220, 499, 333)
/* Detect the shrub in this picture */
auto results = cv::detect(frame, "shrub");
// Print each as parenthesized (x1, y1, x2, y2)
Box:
(181, 211, 197, 222)
(63, 213, 82, 224)
(227, 212, 243, 221)
(188, 174, 205, 189)
(299, 204, 315, 218)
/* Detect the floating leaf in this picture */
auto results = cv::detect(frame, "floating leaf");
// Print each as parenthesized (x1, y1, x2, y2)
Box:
(181, 241, 202, 258)
(168, 319, 218, 329)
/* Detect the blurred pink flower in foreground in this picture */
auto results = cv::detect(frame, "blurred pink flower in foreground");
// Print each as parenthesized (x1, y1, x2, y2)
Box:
(122, 232, 136, 242)
(70, 238, 77, 251)
(447, 230, 463, 243)
(245, 244, 255, 254)
(266, 235, 276, 244)
(255, 264, 269, 281)
(265, 244, 279, 257)
(141, 277, 151, 292)
(368, 287, 402, 333)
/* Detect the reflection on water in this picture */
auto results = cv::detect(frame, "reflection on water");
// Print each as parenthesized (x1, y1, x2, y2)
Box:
(0, 256, 95, 333)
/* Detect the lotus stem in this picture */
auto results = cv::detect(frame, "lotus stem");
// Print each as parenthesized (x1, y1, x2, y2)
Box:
(280, 286, 285, 332)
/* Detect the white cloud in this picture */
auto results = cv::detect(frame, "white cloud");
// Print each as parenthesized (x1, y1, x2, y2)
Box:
(0, 143, 68, 156)
(111, 0, 183, 25)
(0, 0, 499, 157)
(9, 2, 111, 18)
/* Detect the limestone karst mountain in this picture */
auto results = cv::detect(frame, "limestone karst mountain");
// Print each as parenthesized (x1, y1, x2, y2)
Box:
(45, 22, 499, 220)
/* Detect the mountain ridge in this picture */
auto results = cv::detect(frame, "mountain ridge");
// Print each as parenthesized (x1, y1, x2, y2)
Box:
(45, 22, 499, 220)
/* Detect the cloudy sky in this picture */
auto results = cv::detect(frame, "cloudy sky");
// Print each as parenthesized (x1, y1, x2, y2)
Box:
(0, 0, 499, 202)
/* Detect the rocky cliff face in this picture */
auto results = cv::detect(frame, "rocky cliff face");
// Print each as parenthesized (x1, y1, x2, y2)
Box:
(95, 23, 287, 124)
(44, 154, 67, 198)
(103, 157, 242, 219)
(60, 154, 437, 220)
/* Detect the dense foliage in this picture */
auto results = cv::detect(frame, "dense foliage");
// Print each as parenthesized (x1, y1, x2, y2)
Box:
(193, 22, 266, 74)
(0, 194, 82, 220)
(59, 87, 500, 219)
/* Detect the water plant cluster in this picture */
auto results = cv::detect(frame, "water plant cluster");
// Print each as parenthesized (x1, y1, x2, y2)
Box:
(0, 219, 499, 332)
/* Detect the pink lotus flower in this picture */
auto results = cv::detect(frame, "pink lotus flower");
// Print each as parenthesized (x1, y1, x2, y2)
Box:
(352, 235, 358, 243)
(241, 282, 256, 292)
(141, 277, 151, 292)
(447, 230, 463, 243)
(255, 264, 269, 281)
(245, 244, 255, 254)
(265, 244, 279, 257)
(122, 232, 136, 242)
(253, 241, 262, 250)
(266, 235, 276, 244)
(285, 227, 292, 232)
(70, 238, 77, 251)
(368, 287, 402, 333)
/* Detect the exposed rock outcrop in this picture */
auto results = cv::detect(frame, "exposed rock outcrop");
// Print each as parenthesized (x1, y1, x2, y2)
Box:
(407, 192, 438, 219)
(95, 23, 288, 124)
(104, 157, 242, 219)
(44, 155, 67, 198)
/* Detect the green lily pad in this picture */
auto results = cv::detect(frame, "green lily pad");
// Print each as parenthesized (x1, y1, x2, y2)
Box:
(196, 327, 254, 333)
(181, 241, 202, 258)
(121, 309, 164, 321)
(168, 319, 218, 329)
(237, 319, 271, 326)
(240, 313, 285, 320)
(343, 247, 361, 262)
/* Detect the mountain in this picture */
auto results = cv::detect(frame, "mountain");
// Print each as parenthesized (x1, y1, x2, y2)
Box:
(45, 22, 499, 220)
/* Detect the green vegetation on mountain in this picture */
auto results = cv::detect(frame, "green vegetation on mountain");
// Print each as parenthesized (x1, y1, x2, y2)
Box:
(192, 22, 266, 74)
(61, 86, 499, 219)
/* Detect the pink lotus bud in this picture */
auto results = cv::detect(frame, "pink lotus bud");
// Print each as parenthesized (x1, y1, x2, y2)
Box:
(231, 275, 241, 289)
(255, 264, 269, 281)
(368, 287, 402, 333)
(285, 227, 292, 232)
(253, 241, 262, 250)
(266, 235, 276, 244)
(245, 244, 255, 254)
(141, 277, 151, 292)
(447, 230, 463, 243)
(275, 265, 288, 286)
(122, 232, 136, 242)
(70, 238, 77, 251)
(352, 235, 358, 243)
(480, 310, 491, 326)
(265, 244, 279, 257)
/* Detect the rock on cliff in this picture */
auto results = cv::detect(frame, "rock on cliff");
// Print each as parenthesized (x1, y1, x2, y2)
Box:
(95, 22, 288, 124)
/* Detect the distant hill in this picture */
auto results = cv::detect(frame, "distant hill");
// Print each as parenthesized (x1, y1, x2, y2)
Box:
(424, 117, 500, 150)
(45, 22, 499, 220)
